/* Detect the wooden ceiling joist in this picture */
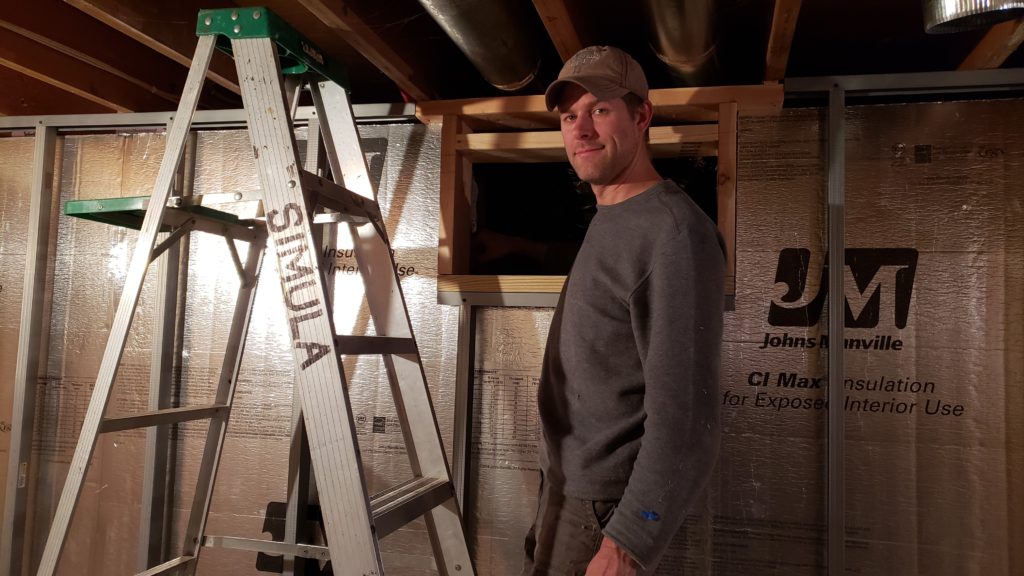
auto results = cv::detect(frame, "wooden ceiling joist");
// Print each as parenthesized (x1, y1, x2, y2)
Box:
(1, 2, 184, 104)
(532, 0, 584, 62)
(0, 26, 173, 112)
(294, 0, 433, 100)
(0, 65, 109, 116)
(959, 16, 1024, 70)
(65, 0, 240, 94)
(764, 0, 803, 82)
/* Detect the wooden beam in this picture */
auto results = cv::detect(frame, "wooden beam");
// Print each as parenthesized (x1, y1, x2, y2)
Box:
(438, 115, 473, 274)
(437, 275, 566, 294)
(294, 0, 432, 100)
(418, 84, 784, 129)
(0, 26, 174, 112)
(65, 0, 240, 94)
(764, 0, 803, 82)
(531, 0, 583, 62)
(959, 16, 1024, 70)
(457, 124, 719, 162)
(420, 84, 783, 118)
(0, 66, 109, 116)
(1, 2, 184, 105)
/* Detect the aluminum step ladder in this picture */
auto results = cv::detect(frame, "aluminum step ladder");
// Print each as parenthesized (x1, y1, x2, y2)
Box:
(36, 7, 474, 576)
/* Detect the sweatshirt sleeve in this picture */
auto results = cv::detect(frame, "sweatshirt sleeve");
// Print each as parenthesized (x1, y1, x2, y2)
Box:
(602, 218, 724, 569)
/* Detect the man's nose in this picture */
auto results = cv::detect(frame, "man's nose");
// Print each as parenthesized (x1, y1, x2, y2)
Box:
(572, 115, 594, 139)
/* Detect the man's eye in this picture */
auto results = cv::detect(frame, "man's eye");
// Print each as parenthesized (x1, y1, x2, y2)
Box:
(593, 107, 608, 115)
(562, 114, 576, 122)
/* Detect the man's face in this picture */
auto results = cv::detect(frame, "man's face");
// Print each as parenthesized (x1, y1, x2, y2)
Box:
(556, 84, 648, 186)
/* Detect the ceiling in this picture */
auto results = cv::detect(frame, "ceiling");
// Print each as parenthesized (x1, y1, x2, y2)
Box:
(1, 0, 1023, 117)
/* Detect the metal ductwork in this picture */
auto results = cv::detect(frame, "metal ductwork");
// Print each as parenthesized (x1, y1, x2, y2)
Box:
(923, 0, 1024, 33)
(417, 0, 543, 91)
(643, 0, 719, 86)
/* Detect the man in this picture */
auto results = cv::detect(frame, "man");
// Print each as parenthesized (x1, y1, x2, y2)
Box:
(523, 46, 724, 575)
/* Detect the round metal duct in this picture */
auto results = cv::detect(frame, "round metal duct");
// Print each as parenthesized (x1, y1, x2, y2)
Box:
(923, 0, 1024, 33)
(643, 0, 718, 86)
(417, 0, 542, 91)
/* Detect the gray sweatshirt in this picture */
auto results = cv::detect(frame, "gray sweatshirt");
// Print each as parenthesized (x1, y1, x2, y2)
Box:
(538, 179, 724, 570)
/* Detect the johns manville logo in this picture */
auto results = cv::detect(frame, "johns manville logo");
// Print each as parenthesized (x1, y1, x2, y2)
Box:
(761, 248, 918, 351)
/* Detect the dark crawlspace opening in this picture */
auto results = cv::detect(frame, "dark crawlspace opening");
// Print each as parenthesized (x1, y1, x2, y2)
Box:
(470, 156, 718, 275)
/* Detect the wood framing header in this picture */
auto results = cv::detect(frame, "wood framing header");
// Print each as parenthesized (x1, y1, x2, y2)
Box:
(417, 83, 785, 129)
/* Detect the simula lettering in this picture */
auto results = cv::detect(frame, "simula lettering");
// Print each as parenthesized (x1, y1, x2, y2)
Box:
(267, 202, 331, 370)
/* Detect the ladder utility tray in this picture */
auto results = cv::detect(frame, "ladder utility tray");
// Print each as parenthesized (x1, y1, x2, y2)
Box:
(65, 195, 256, 235)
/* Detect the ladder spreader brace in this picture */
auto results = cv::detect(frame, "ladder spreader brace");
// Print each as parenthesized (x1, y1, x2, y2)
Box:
(36, 7, 475, 576)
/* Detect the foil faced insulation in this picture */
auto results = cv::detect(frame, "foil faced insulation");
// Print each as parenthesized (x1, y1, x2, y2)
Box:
(0, 136, 37, 513)
(4, 97, 1023, 576)
(16, 124, 452, 575)
(467, 100, 1023, 575)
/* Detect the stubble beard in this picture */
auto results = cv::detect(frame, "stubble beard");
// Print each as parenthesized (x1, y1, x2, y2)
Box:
(570, 149, 628, 187)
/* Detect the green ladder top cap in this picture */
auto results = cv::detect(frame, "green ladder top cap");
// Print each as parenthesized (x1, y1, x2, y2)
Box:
(196, 6, 349, 91)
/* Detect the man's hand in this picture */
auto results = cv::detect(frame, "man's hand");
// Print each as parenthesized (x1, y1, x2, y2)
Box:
(585, 537, 638, 576)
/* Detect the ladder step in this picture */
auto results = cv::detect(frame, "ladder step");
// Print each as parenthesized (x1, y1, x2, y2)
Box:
(137, 555, 196, 576)
(203, 481, 452, 562)
(202, 537, 438, 572)
(371, 477, 453, 539)
(299, 169, 382, 222)
(334, 335, 417, 355)
(99, 404, 228, 433)
(203, 535, 330, 561)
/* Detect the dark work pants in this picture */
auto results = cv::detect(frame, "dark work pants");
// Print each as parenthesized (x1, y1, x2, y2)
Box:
(521, 477, 618, 576)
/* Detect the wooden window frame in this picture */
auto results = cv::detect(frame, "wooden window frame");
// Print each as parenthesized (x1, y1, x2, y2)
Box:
(418, 84, 784, 304)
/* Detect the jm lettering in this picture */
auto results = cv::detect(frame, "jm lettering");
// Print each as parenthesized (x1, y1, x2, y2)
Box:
(768, 248, 918, 329)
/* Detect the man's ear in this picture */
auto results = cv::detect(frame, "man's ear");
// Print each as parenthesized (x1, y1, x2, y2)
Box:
(636, 100, 655, 131)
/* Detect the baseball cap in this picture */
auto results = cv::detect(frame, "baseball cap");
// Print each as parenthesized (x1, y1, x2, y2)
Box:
(544, 46, 649, 111)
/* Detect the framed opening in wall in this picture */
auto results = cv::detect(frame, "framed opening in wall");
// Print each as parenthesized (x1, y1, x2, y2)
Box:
(420, 85, 785, 306)
(469, 157, 719, 277)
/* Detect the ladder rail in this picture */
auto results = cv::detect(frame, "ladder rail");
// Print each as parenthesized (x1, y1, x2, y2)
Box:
(313, 81, 473, 576)
(232, 37, 384, 575)
(281, 112, 327, 576)
(310, 82, 375, 202)
(35, 34, 217, 576)
(180, 233, 267, 571)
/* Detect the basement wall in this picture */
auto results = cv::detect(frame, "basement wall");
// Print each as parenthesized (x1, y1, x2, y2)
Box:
(0, 97, 1021, 575)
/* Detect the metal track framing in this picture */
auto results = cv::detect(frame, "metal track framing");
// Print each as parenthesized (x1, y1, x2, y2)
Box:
(1, 124, 57, 576)
(826, 84, 846, 576)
